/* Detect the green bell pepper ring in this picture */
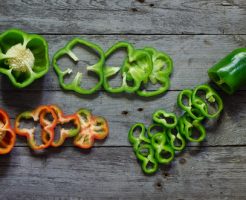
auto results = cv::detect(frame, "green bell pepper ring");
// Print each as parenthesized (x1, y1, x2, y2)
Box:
(192, 84, 223, 119)
(179, 113, 206, 143)
(208, 48, 246, 94)
(177, 89, 205, 121)
(103, 42, 153, 93)
(135, 144, 158, 174)
(52, 38, 104, 94)
(152, 109, 177, 128)
(128, 123, 150, 151)
(151, 133, 174, 164)
(137, 47, 173, 97)
(167, 126, 186, 151)
(147, 123, 165, 139)
(0, 29, 49, 88)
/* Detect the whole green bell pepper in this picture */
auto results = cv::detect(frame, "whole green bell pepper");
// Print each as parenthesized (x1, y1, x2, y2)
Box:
(103, 42, 153, 93)
(208, 48, 246, 94)
(52, 38, 104, 94)
(0, 29, 49, 88)
(137, 47, 173, 97)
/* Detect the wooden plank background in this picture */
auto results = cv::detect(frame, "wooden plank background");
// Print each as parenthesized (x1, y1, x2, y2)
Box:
(0, 0, 246, 199)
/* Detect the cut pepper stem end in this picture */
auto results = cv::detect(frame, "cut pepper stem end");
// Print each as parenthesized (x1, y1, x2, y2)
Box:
(5, 43, 34, 73)
(72, 72, 83, 86)
(67, 50, 79, 62)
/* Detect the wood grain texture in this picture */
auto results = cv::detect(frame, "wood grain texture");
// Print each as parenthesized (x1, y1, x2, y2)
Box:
(0, 35, 246, 91)
(0, 146, 245, 199)
(0, 0, 245, 34)
(1, 90, 246, 146)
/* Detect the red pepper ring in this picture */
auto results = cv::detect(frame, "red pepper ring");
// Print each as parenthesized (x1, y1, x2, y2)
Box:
(0, 109, 16, 155)
(41, 105, 81, 147)
(14, 105, 58, 150)
(73, 109, 109, 149)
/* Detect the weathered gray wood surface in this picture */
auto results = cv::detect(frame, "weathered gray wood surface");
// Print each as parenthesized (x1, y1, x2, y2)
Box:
(0, 147, 246, 200)
(0, 0, 246, 199)
(0, 0, 245, 34)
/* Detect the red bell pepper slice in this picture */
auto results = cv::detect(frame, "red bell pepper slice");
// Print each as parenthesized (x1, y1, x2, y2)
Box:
(14, 105, 58, 150)
(73, 109, 109, 149)
(41, 105, 81, 147)
(0, 109, 16, 154)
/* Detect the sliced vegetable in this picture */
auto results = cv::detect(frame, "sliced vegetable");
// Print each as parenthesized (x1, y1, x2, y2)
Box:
(179, 113, 206, 143)
(137, 47, 173, 97)
(103, 41, 152, 93)
(192, 84, 223, 118)
(14, 105, 58, 150)
(42, 105, 81, 147)
(208, 48, 246, 94)
(177, 89, 205, 121)
(73, 109, 109, 149)
(0, 29, 49, 88)
(152, 109, 177, 128)
(151, 133, 174, 164)
(53, 38, 105, 94)
(0, 109, 16, 154)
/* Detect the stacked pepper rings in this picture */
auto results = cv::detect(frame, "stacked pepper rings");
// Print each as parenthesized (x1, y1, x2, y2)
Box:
(53, 39, 173, 97)
(14, 105, 109, 151)
(128, 84, 223, 174)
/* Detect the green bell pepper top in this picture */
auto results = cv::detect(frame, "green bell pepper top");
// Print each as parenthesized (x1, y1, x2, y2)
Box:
(103, 41, 153, 93)
(137, 47, 173, 97)
(52, 38, 104, 94)
(208, 48, 246, 94)
(0, 29, 49, 88)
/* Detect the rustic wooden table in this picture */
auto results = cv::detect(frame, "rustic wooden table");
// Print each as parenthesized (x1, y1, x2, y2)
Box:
(0, 0, 246, 199)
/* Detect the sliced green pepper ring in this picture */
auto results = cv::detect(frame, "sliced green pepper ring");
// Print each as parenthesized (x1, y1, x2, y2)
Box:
(147, 123, 165, 139)
(179, 113, 206, 143)
(151, 133, 174, 164)
(103, 41, 153, 93)
(177, 89, 205, 121)
(128, 123, 150, 151)
(137, 47, 173, 97)
(167, 126, 186, 151)
(192, 84, 223, 118)
(53, 38, 104, 94)
(152, 109, 177, 128)
(135, 144, 158, 174)
(0, 29, 49, 88)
